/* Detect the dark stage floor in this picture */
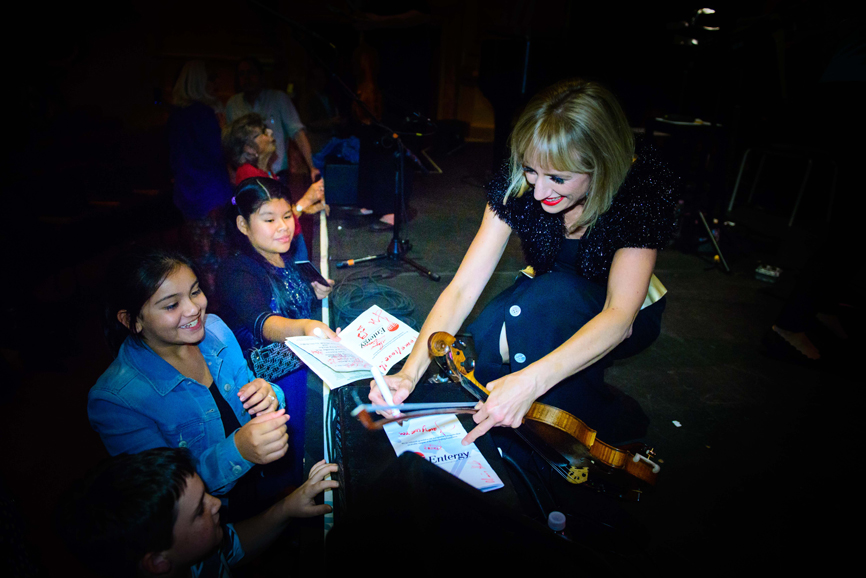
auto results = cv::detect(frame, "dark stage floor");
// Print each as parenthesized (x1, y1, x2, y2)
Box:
(2, 142, 858, 576)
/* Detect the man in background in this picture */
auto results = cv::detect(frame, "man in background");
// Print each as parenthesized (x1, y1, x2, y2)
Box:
(226, 57, 320, 182)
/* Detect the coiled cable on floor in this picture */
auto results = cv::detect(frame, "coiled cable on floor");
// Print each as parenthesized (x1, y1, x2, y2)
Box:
(329, 266, 418, 330)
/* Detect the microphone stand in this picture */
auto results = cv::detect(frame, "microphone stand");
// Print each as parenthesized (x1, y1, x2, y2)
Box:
(336, 132, 439, 281)
(246, 0, 440, 282)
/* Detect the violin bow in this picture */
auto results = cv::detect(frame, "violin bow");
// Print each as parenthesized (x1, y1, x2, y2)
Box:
(351, 401, 480, 430)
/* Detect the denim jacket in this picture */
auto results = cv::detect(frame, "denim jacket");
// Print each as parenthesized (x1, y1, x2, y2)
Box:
(87, 314, 285, 494)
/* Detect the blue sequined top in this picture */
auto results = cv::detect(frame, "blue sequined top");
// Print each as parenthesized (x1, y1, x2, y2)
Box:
(215, 252, 315, 351)
(485, 145, 678, 284)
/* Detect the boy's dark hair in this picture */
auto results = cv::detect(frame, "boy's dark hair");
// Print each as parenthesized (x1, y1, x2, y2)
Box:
(55, 448, 196, 578)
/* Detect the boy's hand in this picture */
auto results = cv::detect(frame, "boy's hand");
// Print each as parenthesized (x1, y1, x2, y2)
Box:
(283, 460, 339, 517)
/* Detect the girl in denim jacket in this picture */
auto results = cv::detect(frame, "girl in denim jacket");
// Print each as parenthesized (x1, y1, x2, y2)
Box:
(89, 248, 292, 520)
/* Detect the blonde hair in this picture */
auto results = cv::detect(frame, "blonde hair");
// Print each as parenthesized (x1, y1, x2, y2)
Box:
(172, 60, 220, 110)
(506, 79, 634, 232)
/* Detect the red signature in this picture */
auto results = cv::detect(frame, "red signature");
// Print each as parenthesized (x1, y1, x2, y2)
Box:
(368, 310, 387, 324)
(364, 337, 386, 352)
(470, 460, 497, 484)
(381, 337, 416, 365)
(398, 425, 438, 436)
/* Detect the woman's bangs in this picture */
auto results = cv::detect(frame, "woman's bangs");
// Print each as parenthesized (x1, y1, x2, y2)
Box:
(520, 115, 581, 172)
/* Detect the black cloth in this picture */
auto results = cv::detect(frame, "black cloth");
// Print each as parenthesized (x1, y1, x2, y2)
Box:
(207, 381, 242, 438)
(355, 1, 436, 120)
(206, 381, 260, 523)
(485, 146, 678, 284)
(468, 273, 664, 442)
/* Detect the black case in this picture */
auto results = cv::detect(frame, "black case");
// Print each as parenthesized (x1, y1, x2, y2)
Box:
(324, 382, 614, 574)
(326, 382, 520, 520)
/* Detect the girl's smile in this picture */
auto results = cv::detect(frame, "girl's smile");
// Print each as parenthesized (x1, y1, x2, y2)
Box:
(135, 265, 207, 349)
(179, 317, 202, 330)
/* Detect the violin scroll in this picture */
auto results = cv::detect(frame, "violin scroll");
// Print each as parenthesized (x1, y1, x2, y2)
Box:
(428, 332, 455, 357)
(428, 332, 490, 397)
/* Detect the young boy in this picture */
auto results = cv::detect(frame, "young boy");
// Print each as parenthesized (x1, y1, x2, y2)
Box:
(56, 447, 338, 577)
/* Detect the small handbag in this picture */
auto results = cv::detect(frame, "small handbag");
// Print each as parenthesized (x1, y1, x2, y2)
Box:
(248, 341, 302, 382)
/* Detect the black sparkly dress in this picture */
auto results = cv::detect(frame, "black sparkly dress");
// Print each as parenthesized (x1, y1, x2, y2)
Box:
(467, 146, 677, 442)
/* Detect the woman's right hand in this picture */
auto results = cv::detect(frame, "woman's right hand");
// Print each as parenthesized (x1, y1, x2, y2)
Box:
(311, 280, 335, 300)
(368, 371, 416, 408)
(303, 320, 341, 341)
(234, 409, 290, 464)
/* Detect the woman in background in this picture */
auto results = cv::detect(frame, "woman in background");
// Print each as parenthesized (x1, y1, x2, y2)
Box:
(223, 113, 327, 262)
(167, 60, 233, 297)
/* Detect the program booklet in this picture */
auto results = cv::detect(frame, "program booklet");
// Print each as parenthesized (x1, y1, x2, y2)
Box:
(284, 305, 418, 388)
(383, 414, 504, 492)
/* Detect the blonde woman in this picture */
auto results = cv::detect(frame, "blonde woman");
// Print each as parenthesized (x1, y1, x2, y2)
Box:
(371, 79, 677, 447)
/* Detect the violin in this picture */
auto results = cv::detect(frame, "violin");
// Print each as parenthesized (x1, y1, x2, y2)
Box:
(427, 332, 661, 497)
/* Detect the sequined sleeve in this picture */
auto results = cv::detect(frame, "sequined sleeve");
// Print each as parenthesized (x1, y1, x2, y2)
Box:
(215, 254, 275, 350)
(609, 152, 678, 251)
(484, 162, 517, 228)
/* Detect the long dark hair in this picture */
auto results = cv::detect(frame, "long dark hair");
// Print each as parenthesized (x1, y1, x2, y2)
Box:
(103, 247, 198, 356)
(230, 177, 310, 322)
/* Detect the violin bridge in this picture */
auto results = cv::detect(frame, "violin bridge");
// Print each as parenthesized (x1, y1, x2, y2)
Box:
(567, 467, 589, 485)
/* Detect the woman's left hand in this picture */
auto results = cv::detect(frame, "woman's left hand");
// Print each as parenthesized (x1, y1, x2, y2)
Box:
(296, 180, 328, 215)
(461, 370, 543, 446)
(238, 378, 280, 416)
(311, 279, 335, 300)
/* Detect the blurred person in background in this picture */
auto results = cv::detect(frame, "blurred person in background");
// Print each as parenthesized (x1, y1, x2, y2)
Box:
(167, 60, 233, 298)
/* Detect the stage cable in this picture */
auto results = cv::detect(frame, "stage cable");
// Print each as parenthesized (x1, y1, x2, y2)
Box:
(329, 266, 418, 331)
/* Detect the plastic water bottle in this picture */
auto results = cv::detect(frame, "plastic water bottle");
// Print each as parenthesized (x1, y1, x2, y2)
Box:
(547, 511, 571, 541)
